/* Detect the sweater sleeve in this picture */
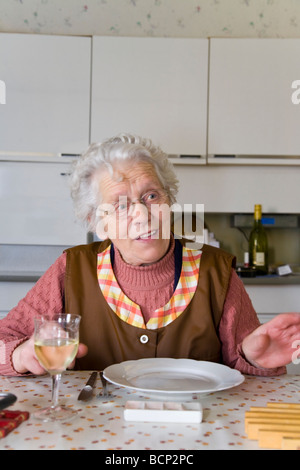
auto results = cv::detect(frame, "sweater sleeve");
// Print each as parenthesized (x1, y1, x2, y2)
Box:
(219, 269, 286, 376)
(0, 253, 67, 376)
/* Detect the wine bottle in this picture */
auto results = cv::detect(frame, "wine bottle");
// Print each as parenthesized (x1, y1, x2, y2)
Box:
(249, 204, 268, 275)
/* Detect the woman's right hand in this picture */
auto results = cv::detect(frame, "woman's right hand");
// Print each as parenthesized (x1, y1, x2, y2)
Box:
(12, 336, 46, 375)
(12, 336, 88, 375)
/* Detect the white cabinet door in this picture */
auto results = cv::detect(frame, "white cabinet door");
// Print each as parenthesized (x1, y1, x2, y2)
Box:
(245, 285, 300, 315)
(0, 161, 87, 246)
(91, 37, 208, 156)
(208, 39, 300, 157)
(0, 282, 35, 318)
(173, 163, 300, 213)
(0, 34, 91, 155)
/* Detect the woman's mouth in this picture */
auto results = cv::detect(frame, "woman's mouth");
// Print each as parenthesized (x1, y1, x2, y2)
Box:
(135, 229, 158, 240)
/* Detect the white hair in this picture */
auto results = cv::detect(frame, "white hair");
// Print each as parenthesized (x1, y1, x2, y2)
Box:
(69, 133, 179, 232)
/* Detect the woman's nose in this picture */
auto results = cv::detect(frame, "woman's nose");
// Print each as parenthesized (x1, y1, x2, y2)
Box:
(129, 201, 149, 222)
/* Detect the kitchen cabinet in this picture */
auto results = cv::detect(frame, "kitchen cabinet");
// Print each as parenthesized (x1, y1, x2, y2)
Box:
(245, 284, 300, 316)
(172, 162, 300, 213)
(208, 39, 300, 159)
(245, 281, 300, 373)
(0, 33, 91, 155)
(0, 159, 87, 245)
(91, 37, 208, 157)
(0, 281, 35, 320)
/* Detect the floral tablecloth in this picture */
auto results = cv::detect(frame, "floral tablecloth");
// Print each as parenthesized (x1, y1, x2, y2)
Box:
(0, 371, 299, 450)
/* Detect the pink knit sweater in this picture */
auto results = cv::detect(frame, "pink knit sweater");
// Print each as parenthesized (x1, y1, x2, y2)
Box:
(0, 247, 286, 377)
(113, 236, 176, 324)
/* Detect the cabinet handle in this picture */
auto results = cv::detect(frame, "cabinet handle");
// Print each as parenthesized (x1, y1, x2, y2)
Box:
(60, 153, 81, 157)
(60, 172, 71, 176)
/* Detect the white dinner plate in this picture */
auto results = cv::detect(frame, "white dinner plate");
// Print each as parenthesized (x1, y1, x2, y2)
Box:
(103, 358, 244, 399)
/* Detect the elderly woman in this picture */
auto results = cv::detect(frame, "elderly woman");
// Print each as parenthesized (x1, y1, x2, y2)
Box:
(0, 134, 299, 377)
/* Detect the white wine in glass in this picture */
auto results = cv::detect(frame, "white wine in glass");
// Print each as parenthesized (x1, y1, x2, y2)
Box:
(34, 314, 81, 422)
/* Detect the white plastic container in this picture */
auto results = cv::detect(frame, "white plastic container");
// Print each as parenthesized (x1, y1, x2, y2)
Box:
(124, 400, 203, 423)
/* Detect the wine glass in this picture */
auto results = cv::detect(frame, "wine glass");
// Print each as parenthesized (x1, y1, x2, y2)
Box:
(33, 314, 81, 422)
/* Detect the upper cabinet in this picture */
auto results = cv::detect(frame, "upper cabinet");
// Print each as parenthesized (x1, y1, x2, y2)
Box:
(0, 160, 87, 246)
(0, 33, 91, 155)
(91, 37, 208, 157)
(2, 34, 300, 162)
(208, 39, 300, 160)
(173, 164, 300, 213)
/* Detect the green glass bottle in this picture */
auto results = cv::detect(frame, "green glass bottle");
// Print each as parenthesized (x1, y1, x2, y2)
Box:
(249, 204, 268, 275)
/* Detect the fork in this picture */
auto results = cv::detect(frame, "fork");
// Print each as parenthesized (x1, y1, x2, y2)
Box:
(97, 371, 110, 399)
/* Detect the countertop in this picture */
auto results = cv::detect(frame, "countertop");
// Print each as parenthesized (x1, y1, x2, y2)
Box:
(2, 271, 300, 286)
(240, 274, 300, 285)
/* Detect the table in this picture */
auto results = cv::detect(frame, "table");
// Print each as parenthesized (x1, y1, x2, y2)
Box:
(0, 371, 299, 450)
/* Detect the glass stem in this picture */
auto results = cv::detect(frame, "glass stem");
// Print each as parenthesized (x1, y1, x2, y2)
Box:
(51, 374, 61, 409)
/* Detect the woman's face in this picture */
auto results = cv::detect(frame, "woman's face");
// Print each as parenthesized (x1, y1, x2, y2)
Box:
(94, 160, 171, 266)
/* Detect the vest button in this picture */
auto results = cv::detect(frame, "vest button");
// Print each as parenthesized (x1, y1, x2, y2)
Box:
(140, 334, 149, 344)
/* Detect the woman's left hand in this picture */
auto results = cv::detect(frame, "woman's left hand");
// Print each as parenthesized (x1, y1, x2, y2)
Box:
(242, 313, 300, 369)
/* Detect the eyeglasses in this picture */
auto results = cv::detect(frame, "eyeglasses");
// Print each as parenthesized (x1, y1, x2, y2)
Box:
(98, 189, 168, 218)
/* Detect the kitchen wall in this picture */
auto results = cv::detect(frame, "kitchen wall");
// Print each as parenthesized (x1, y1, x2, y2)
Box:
(205, 213, 300, 268)
(1, 0, 299, 267)
(0, 0, 300, 38)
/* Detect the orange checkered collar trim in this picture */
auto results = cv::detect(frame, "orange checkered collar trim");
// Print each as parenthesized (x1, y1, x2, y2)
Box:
(97, 244, 201, 330)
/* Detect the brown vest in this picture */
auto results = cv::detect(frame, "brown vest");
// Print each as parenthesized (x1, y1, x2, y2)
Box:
(64, 240, 235, 371)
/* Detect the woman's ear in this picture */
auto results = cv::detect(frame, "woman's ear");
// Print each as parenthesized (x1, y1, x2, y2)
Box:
(95, 211, 109, 240)
(96, 222, 109, 240)
(86, 209, 108, 241)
